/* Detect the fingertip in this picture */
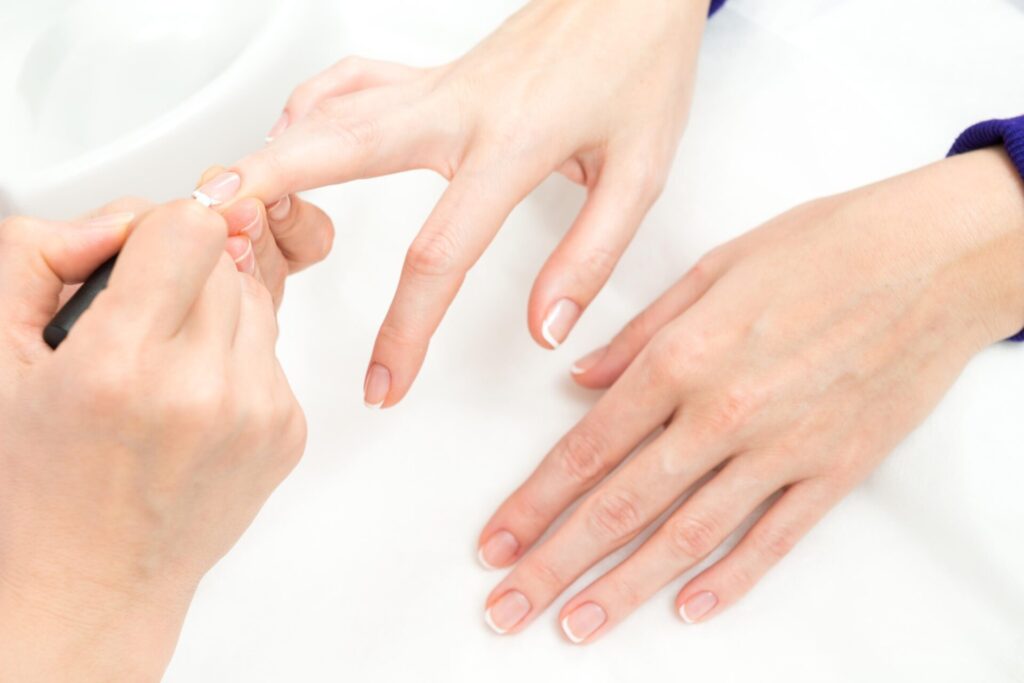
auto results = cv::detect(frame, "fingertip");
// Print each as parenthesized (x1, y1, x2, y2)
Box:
(222, 198, 266, 240)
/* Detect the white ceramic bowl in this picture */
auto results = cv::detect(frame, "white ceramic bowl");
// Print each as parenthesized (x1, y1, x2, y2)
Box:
(0, 0, 343, 219)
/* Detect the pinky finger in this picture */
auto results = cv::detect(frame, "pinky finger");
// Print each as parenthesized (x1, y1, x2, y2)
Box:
(676, 479, 838, 624)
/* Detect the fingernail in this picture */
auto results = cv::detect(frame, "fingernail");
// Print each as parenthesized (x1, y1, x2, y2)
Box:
(478, 530, 520, 570)
(363, 363, 391, 409)
(570, 345, 608, 375)
(679, 591, 717, 624)
(561, 602, 607, 644)
(541, 298, 581, 349)
(226, 236, 255, 275)
(267, 195, 292, 221)
(82, 211, 134, 231)
(224, 199, 263, 241)
(192, 172, 241, 207)
(484, 591, 530, 635)
(265, 111, 289, 143)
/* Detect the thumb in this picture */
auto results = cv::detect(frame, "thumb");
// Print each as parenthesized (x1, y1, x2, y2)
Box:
(0, 212, 133, 350)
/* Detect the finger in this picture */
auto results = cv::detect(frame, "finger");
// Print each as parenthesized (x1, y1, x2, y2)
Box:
(264, 192, 335, 274)
(224, 86, 449, 206)
(364, 160, 542, 407)
(570, 249, 727, 389)
(477, 340, 683, 572)
(527, 161, 659, 350)
(556, 458, 784, 643)
(483, 417, 742, 636)
(233, 273, 279, 361)
(272, 56, 423, 138)
(77, 196, 154, 221)
(0, 212, 133, 343)
(224, 235, 256, 277)
(675, 478, 837, 624)
(180, 252, 244, 354)
(101, 199, 227, 340)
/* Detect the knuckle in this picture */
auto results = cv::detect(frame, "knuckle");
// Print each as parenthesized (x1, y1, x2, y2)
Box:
(687, 251, 723, 291)
(160, 380, 227, 431)
(642, 329, 703, 386)
(278, 405, 308, 470)
(557, 426, 608, 486)
(620, 310, 656, 347)
(573, 247, 618, 289)
(751, 523, 797, 561)
(376, 319, 427, 353)
(587, 489, 643, 542)
(619, 157, 668, 205)
(404, 228, 462, 279)
(525, 556, 565, 592)
(311, 103, 381, 151)
(701, 382, 763, 437)
(666, 514, 720, 560)
(609, 576, 644, 609)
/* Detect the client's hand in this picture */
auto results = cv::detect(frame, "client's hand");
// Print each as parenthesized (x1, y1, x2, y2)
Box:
(202, 0, 712, 407)
(0, 201, 306, 680)
(194, 166, 335, 309)
(477, 149, 1024, 643)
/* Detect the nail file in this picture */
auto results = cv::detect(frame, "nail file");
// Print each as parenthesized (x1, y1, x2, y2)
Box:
(43, 255, 118, 349)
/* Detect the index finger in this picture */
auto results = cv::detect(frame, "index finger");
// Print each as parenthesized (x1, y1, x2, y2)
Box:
(225, 87, 449, 205)
(100, 199, 228, 339)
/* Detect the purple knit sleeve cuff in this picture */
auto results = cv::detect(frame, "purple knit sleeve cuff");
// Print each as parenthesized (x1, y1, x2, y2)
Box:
(709, 0, 727, 15)
(948, 115, 1024, 342)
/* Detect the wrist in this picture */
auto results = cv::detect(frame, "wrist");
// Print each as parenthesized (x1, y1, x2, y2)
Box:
(0, 571, 195, 682)
(926, 148, 1024, 348)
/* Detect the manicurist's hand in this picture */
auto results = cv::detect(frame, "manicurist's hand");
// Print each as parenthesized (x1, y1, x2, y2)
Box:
(477, 148, 1024, 643)
(0, 201, 306, 681)
(202, 0, 712, 407)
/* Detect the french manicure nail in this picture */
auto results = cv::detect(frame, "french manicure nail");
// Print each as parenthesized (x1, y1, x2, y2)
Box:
(265, 111, 289, 143)
(226, 237, 255, 275)
(82, 211, 135, 231)
(363, 363, 391, 409)
(484, 591, 530, 635)
(561, 602, 607, 644)
(268, 195, 292, 221)
(225, 200, 264, 241)
(192, 172, 241, 207)
(478, 530, 520, 570)
(570, 345, 608, 375)
(541, 298, 582, 349)
(679, 591, 717, 623)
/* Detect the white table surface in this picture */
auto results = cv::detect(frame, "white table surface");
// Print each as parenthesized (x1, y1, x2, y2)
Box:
(6, 0, 1024, 680)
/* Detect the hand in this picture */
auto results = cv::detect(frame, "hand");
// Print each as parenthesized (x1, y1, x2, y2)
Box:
(477, 149, 1024, 642)
(193, 166, 336, 309)
(0, 201, 306, 680)
(206, 0, 712, 406)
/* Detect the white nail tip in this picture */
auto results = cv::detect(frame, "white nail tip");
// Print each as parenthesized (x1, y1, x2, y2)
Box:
(191, 190, 219, 208)
(679, 604, 695, 624)
(561, 616, 584, 644)
(484, 609, 507, 635)
(541, 317, 561, 349)
(232, 241, 253, 264)
(569, 363, 586, 375)
(477, 547, 496, 571)
(363, 399, 383, 410)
